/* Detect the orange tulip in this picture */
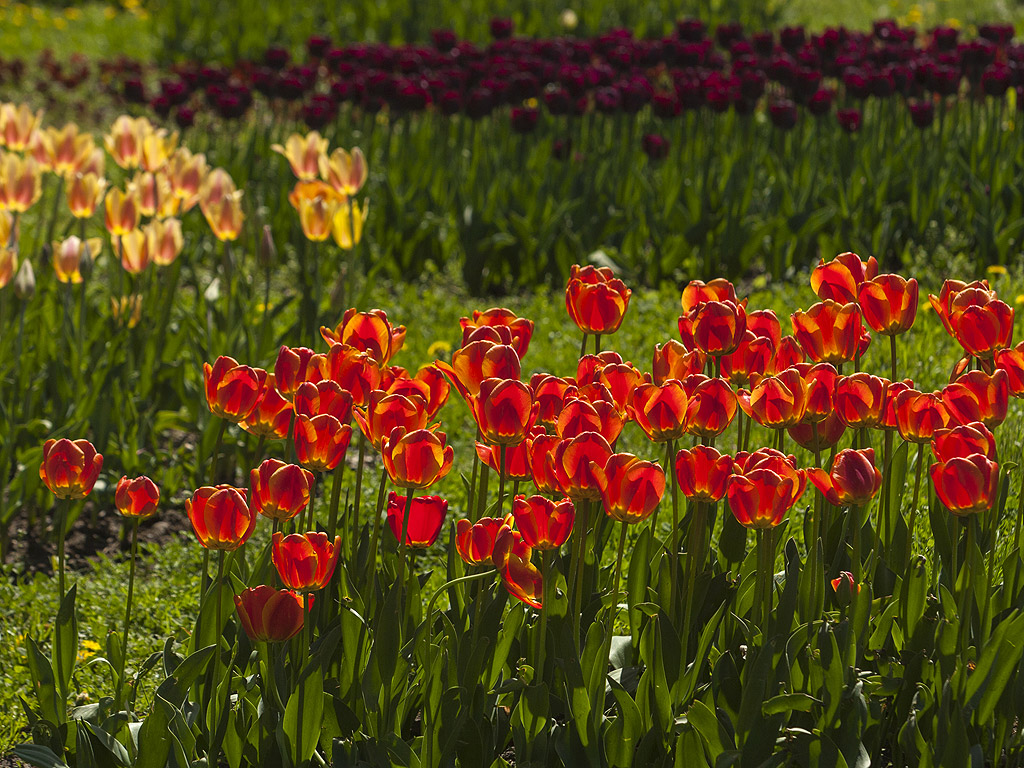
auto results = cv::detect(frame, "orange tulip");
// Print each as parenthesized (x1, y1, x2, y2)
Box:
(66, 172, 106, 219)
(114, 229, 150, 274)
(104, 186, 140, 236)
(995, 341, 1024, 397)
(628, 381, 690, 442)
(319, 146, 368, 195)
(797, 362, 838, 423)
(0, 153, 42, 213)
(437, 340, 521, 399)
(0, 103, 42, 151)
(234, 586, 307, 643)
(739, 367, 809, 429)
(320, 343, 382, 407)
(674, 445, 733, 503)
(187, 485, 256, 550)
(594, 453, 666, 524)
(104, 115, 148, 169)
(652, 340, 705, 385)
(354, 390, 428, 450)
(293, 414, 352, 472)
(565, 264, 632, 335)
(145, 218, 183, 266)
(473, 378, 539, 446)
(931, 454, 999, 516)
(166, 147, 208, 210)
(294, 380, 353, 423)
(322, 308, 406, 365)
(596, 362, 644, 412)
(272, 131, 328, 181)
(952, 295, 1014, 359)
(942, 370, 1008, 429)
(576, 351, 623, 384)
(682, 375, 738, 438)
(550, 431, 615, 501)
(455, 516, 513, 566)
(681, 278, 740, 312)
(461, 308, 534, 358)
(511, 494, 574, 550)
(272, 531, 341, 590)
(250, 459, 314, 522)
(721, 331, 775, 388)
(808, 448, 882, 507)
(727, 449, 806, 529)
(0, 246, 16, 289)
(834, 373, 889, 429)
(788, 411, 847, 452)
(52, 236, 100, 284)
(928, 280, 992, 336)
(274, 346, 322, 399)
(386, 492, 447, 547)
(202, 190, 244, 242)
(791, 300, 868, 365)
(382, 427, 454, 489)
(810, 251, 878, 303)
(529, 433, 563, 494)
(894, 389, 950, 443)
(503, 549, 544, 609)
(384, 366, 449, 419)
(858, 274, 918, 336)
(39, 438, 103, 499)
(770, 335, 806, 374)
(114, 476, 160, 519)
(681, 299, 747, 357)
(204, 356, 262, 422)
(932, 422, 997, 462)
(241, 374, 293, 439)
(530, 374, 578, 427)
(746, 309, 783, 349)
(556, 396, 623, 443)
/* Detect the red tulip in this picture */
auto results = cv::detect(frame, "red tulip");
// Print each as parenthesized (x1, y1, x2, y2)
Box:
(115, 475, 159, 518)
(386, 365, 450, 419)
(576, 352, 623, 384)
(293, 414, 352, 471)
(597, 362, 644, 412)
(382, 427, 454, 489)
(293, 379, 353, 423)
(241, 374, 293, 439)
(437, 340, 521, 400)
(353, 390, 428, 451)
(460, 308, 534, 358)
(995, 341, 1024, 397)
(681, 278, 740, 312)
(932, 422, 997, 462)
(593, 453, 665, 524)
(530, 374, 578, 427)
(791, 300, 868, 365)
(931, 454, 999, 516)
(476, 437, 533, 480)
(565, 264, 632, 335)
(788, 411, 846, 452)
(895, 390, 950, 443)
(857, 275, 918, 335)
(529, 433, 563, 494)
(274, 346, 322, 399)
(798, 362, 839, 423)
(681, 300, 747, 356)
(512, 494, 574, 550)
(810, 251, 878, 303)
(880, 379, 915, 431)
(769, 335, 806, 374)
(652, 341, 705, 385)
(739, 367, 809, 429)
(550, 432, 614, 501)
(727, 449, 806, 529)
(455, 516, 513, 566)
(187, 485, 256, 550)
(834, 373, 889, 429)
(203, 356, 262, 422)
(39, 438, 103, 499)
(503, 550, 543, 609)
(321, 308, 405, 364)
(674, 445, 733, 503)
(386, 491, 448, 547)
(721, 331, 774, 388)
(272, 531, 341, 590)
(746, 309, 782, 349)
(250, 459, 314, 522)
(952, 297, 1014, 359)
(628, 381, 690, 442)
(928, 280, 991, 336)
(556, 396, 623, 443)
(943, 370, 1008, 428)
(682, 375, 738, 438)
(472, 378, 539, 446)
(808, 448, 882, 507)
(319, 344, 382, 407)
(234, 586, 307, 643)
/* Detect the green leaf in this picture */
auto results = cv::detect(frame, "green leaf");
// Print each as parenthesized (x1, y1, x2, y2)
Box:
(762, 692, 820, 716)
(154, 645, 215, 708)
(11, 745, 68, 768)
(686, 700, 733, 755)
(136, 695, 174, 768)
(26, 638, 61, 726)
(606, 677, 642, 768)
(283, 664, 325, 765)
(54, 584, 78, 703)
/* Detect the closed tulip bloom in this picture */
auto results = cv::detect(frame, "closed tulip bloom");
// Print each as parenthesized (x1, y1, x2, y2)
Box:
(272, 531, 341, 590)
(810, 251, 879, 303)
(271, 131, 328, 181)
(115, 475, 160, 518)
(503, 548, 543, 609)
(294, 380, 352, 422)
(727, 452, 806, 529)
(455, 516, 513, 566)
(530, 374, 578, 427)
(798, 362, 838, 423)
(187, 485, 256, 550)
(808, 448, 882, 507)
(556, 397, 622, 443)
(114, 229, 150, 274)
(322, 308, 406, 366)
(473, 378, 539, 446)
(140, 128, 179, 173)
(319, 146, 368, 195)
(953, 297, 1014, 359)
(858, 274, 918, 335)
(274, 346, 322, 399)
(928, 280, 991, 336)
(320, 343, 382, 406)
(575, 351, 624, 384)
(250, 459, 314, 522)
(0, 153, 42, 213)
(880, 379, 914, 431)
(685, 300, 747, 357)
(931, 454, 999, 516)
(132, 170, 176, 218)
(932, 422, 997, 462)
(41, 123, 97, 174)
(297, 193, 340, 242)
(680, 278, 740, 313)
(942, 370, 1008, 428)
(166, 147, 208, 209)
(594, 453, 666, 524)
(385, 367, 449, 420)
(652, 340, 706, 385)
(597, 363, 644, 412)
(565, 264, 632, 335)
(740, 367, 809, 429)
(995, 342, 1024, 397)
(770, 335, 806, 374)
(834, 373, 889, 429)
(437, 340, 521, 399)
(382, 427, 454, 489)
(241, 374, 293, 439)
(746, 309, 783, 349)
(202, 190, 244, 242)
(146, 218, 184, 266)
(234, 586, 306, 643)
(529, 433, 563, 493)
(551, 431, 614, 501)
(354, 390, 428, 450)
(293, 414, 352, 471)
(477, 439, 532, 480)
(791, 300, 867, 365)
(387, 491, 448, 547)
(831, 571, 858, 599)
(104, 115, 148, 169)
(104, 186, 140, 236)
(1, 103, 43, 151)
(461, 308, 534, 358)
(53, 236, 101, 284)
(721, 331, 775, 388)
(331, 198, 369, 250)
(66, 172, 106, 218)
(788, 411, 847, 452)
(895, 389, 950, 443)
(675, 445, 733, 502)
(628, 381, 690, 442)
(204, 356, 262, 422)
(511, 494, 574, 549)
(683, 375, 738, 438)
(39, 439, 103, 499)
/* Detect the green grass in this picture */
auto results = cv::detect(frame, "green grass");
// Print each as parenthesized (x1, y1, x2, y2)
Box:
(0, 1, 155, 61)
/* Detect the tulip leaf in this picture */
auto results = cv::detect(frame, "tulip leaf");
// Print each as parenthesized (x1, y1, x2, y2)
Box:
(11, 745, 68, 768)
(154, 645, 215, 708)
(54, 584, 78, 705)
(283, 665, 325, 765)
(761, 692, 819, 716)
(686, 699, 733, 755)
(135, 695, 174, 768)
(26, 638, 61, 726)
(605, 676, 642, 768)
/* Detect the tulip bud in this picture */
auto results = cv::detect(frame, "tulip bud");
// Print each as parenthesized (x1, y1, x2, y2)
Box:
(78, 239, 94, 280)
(259, 224, 276, 269)
(14, 257, 35, 300)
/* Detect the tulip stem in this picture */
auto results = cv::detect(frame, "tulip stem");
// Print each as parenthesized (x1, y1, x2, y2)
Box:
(536, 550, 552, 680)
(890, 334, 898, 384)
(215, 550, 225, 653)
(395, 489, 415, 622)
(327, 461, 344, 541)
(497, 445, 507, 517)
(959, 519, 976, 649)
(983, 502, 998, 637)
(368, 468, 388, 590)
(54, 498, 69, 710)
(904, 442, 926, 567)
(579, 332, 588, 360)
(115, 518, 140, 711)
(599, 522, 629, 683)
(851, 503, 863, 585)
(467, 449, 479, 522)
(353, 432, 367, 527)
(759, 528, 775, 639)
(594, 334, 602, 354)
(682, 501, 706, 662)
(571, 500, 589, 652)
(878, 429, 893, 573)
(667, 440, 681, 618)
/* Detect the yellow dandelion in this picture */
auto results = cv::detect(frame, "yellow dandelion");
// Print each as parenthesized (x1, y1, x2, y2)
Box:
(64, 7, 81, 18)
(76, 639, 101, 663)
(1015, 294, 1024, 305)
(946, 17, 961, 30)
(104, 6, 116, 19)
(53, 16, 66, 29)
(987, 265, 1008, 275)
(427, 340, 452, 358)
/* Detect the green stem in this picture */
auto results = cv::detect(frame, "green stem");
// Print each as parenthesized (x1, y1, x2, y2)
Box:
(579, 332, 588, 360)
(395, 489, 415, 622)
(115, 518, 140, 710)
(497, 444, 507, 516)
(600, 523, 628, 681)
(215, 550, 225, 653)
(904, 443, 926, 566)
(761, 528, 774, 639)
(537, 549, 552, 678)
(852, 503, 862, 585)
(328, 461, 344, 541)
(571, 500, 589, 651)
(682, 500, 706, 661)
(667, 440, 680, 615)
(367, 468, 388, 593)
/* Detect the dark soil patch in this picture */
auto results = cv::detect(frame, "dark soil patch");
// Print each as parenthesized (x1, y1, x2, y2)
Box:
(0, 755, 26, 767)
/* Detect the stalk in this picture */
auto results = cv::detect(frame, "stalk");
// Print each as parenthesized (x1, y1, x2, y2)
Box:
(579, 332, 588, 360)
(667, 440, 681, 615)
(570, 500, 589, 651)
(352, 432, 367, 530)
(682, 500, 706, 661)
(395, 489, 415, 621)
(367, 467, 389, 587)
(599, 523, 628, 685)
(496, 444, 507, 516)
(536, 550, 552, 679)
(328, 461, 345, 541)
(904, 443, 926, 566)
(115, 518, 140, 710)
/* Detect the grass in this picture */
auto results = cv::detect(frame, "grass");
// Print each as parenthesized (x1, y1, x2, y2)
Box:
(3, 249, 1023, 750)
(0, 1, 155, 61)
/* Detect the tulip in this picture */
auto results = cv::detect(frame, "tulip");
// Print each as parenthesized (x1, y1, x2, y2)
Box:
(798, 362, 838, 423)
(234, 586, 307, 642)
(187, 485, 256, 550)
(461, 308, 534, 358)
(931, 454, 999, 516)
(293, 414, 352, 472)
(681, 278, 740, 313)
(146, 218, 184, 266)
(0, 153, 42, 213)
(0, 247, 15, 289)
(932, 422, 997, 462)
(952, 296, 1014, 359)
(727, 466, 804, 530)
(386, 491, 447, 547)
(296, 193, 340, 242)
(455, 516, 513, 566)
(746, 309, 783, 349)
(132, 170, 176, 218)
(565, 264, 632, 336)
(597, 362, 644, 412)
(104, 186, 140, 236)
(721, 331, 775, 388)
(512, 495, 574, 550)
(675, 445, 733, 502)
(593, 453, 666, 524)
(530, 374, 577, 426)
(274, 346, 322, 399)
(140, 128, 179, 173)
(550, 431, 614, 501)
(858, 274, 919, 336)
(166, 147, 208, 210)
(39, 438, 103, 500)
(529, 433, 563, 494)
(437, 340, 521, 399)
(320, 344, 382, 406)
(810, 251, 878, 303)
(354, 390, 428, 450)
(204, 356, 262, 422)
(202, 190, 244, 241)
(503, 551, 543, 609)
(628, 381, 690, 442)
(473, 378, 539, 446)
(104, 115, 148, 169)
(294, 380, 352, 422)
(382, 427, 454, 489)
(995, 342, 1024, 397)
(332, 199, 370, 250)
(250, 459, 315, 522)
(476, 438, 532, 479)
(272, 131, 328, 181)
(808, 448, 882, 507)
(322, 308, 406, 365)
(895, 389, 950, 443)
(576, 351, 623, 383)
(791, 300, 867, 365)
(788, 411, 847, 452)
(386, 366, 449, 420)
(770, 335, 806, 373)
(115, 476, 160, 519)
(241, 374, 292, 439)
(114, 229, 150, 274)
(53, 237, 101, 284)
(111, 295, 142, 328)
(556, 396, 623, 443)
(928, 280, 991, 336)
(942, 370, 1008, 428)
(0, 103, 42, 151)
(272, 531, 341, 590)
(67, 172, 106, 218)
(319, 146, 368, 195)
(652, 340, 705, 385)
(683, 375, 738, 438)
(834, 373, 889, 429)
(739, 367, 809, 429)
(682, 300, 747, 356)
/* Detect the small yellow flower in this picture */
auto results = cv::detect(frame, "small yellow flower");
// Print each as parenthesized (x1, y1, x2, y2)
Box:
(64, 7, 81, 19)
(427, 340, 452, 358)
(1014, 294, 1024, 305)
(946, 17, 961, 29)
(77, 639, 101, 663)
(987, 265, 1008, 275)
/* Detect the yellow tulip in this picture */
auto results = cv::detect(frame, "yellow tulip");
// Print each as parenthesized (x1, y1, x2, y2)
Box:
(332, 198, 369, 250)
(272, 131, 329, 181)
